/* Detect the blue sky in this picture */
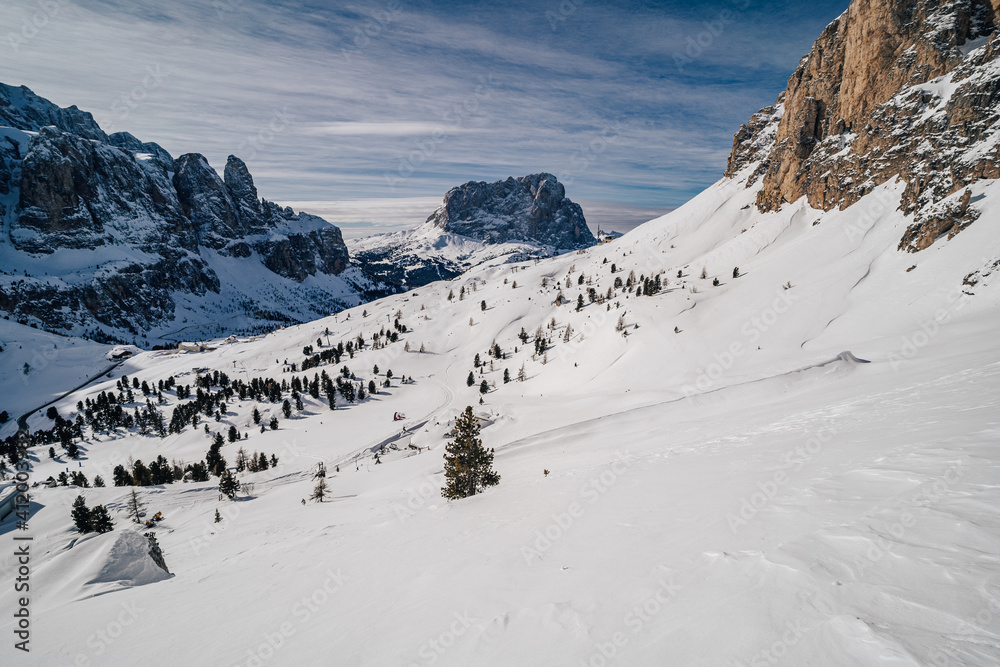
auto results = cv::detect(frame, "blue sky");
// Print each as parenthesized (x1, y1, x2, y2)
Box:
(0, 0, 847, 235)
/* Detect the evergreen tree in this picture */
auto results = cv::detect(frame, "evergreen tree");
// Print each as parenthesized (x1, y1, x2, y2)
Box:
(126, 489, 146, 523)
(91, 505, 115, 533)
(467, 371, 475, 387)
(71, 495, 92, 533)
(270, 454, 278, 467)
(328, 392, 336, 411)
(252, 407, 261, 424)
(282, 399, 292, 419)
(480, 379, 489, 394)
(503, 368, 511, 384)
(113, 464, 133, 486)
(206, 436, 226, 476)
(311, 477, 329, 502)
(270, 416, 279, 430)
(219, 470, 241, 499)
(576, 294, 584, 311)
(93, 475, 105, 488)
(733, 266, 740, 279)
(228, 425, 238, 443)
(441, 406, 500, 499)
(214, 509, 222, 523)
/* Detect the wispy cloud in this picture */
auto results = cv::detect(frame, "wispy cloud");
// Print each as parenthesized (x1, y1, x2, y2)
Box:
(0, 0, 849, 226)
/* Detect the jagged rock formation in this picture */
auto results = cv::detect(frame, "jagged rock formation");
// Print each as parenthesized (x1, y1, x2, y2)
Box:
(0, 83, 376, 344)
(349, 173, 595, 288)
(427, 174, 595, 249)
(727, 0, 1000, 251)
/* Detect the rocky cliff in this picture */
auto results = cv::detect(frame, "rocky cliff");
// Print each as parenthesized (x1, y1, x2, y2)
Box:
(349, 173, 595, 288)
(0, 83, 374, 344)
(427, 173, 594, 249)
(727, 0, 1000, 251)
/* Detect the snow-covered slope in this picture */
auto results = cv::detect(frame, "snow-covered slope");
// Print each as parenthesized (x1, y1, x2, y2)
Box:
(2, 3, 1000, 665)
(2, 155, 999, 664)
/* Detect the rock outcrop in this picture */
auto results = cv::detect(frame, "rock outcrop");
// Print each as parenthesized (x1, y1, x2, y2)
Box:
(350, 173, 595, 288)
(427, 173, 595, 249)
(0, 82, 367, 343)
(727, 0, 1000, 251)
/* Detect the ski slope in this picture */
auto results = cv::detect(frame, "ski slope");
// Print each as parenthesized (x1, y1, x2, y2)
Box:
(1, 169, 999, 666)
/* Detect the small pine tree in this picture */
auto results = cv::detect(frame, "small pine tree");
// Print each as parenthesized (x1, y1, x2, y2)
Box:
(93, 475, 105, 488)
(214, 509, 222, 523)
(252, 407, 261, 424)
(467, 371, 475, 387)
(733, 266, 739, 279)
(441, 406, 500, 499)
(71, 495, 92, 533)
(282, 399, 292, 419)
(576, 294, 584, 311)
(311, 477, 329, 502)
(219, 470, 240, 499)
(91, 505, 115, 533)
(479, 379, 489, 394)
(270, 416, 279, 430)
(503, 368, 511, 384)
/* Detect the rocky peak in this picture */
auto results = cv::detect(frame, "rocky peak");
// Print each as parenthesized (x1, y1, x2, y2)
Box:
(0, 82, 107, 141)
(224, 154, 264, 222)
(1, 82, 361, 343)
(426, 173, 595, 249)
(727, 0, 1000, 251)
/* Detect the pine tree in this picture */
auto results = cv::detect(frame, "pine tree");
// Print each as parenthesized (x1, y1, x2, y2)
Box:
(479, 380, 489, 394)
(441, 406, 500, 500)
(328, 392, 336, 411)
(214, 509, 222, 523)
(90, 505, 115, 533)
(93, 475, 105, 488)
(71, 495, 92, 533)
(311, 477, 329, 502)
(270, 416, 279, 430)
(282, 399, 292, 419)
(503, 368, 511, 384)
(252, 407, 261, 424)
(467, 371, 475, 387)
(733, 266, 740, 279)
(576, 294, 584, 311)
(126, 489, 145, 524)
(219, 470, 240, 499)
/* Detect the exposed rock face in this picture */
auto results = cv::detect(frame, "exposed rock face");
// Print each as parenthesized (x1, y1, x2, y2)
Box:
(427, 173, 595, 249)
(727, 0, 1000, 251)
(350, 173, 594, 288)
(0, 82, 360, 343)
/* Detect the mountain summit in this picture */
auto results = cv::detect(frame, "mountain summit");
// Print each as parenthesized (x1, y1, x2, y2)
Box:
(350, 173, 595, 288)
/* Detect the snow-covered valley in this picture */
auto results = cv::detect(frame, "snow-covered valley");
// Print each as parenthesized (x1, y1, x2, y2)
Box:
(2, 165, 999, 665)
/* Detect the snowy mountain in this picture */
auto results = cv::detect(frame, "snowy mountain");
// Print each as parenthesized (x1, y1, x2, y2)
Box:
(348, 173, 596, 287)
(0, 83, 394, 346)
(1, 1, 999, 665)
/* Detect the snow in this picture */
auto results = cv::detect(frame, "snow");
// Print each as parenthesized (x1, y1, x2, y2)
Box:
(1, 170, 999, 665)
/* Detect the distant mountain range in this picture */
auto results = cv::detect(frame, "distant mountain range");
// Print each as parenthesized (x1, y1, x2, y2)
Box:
(0, 85, 595, 344)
